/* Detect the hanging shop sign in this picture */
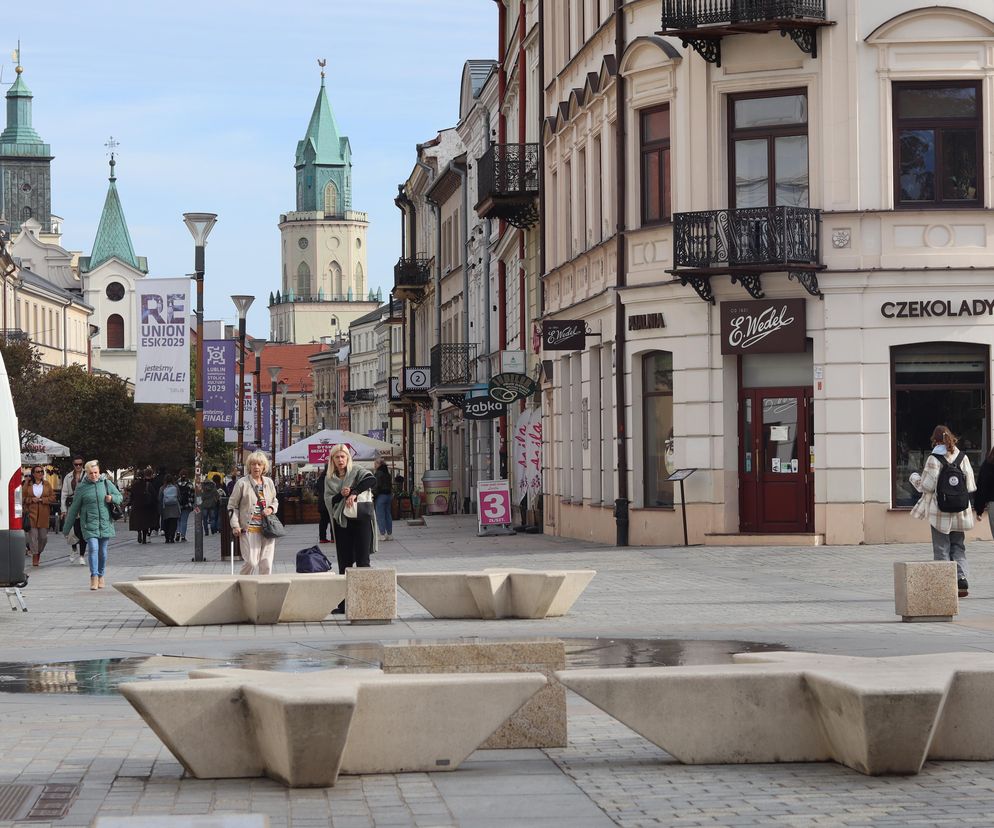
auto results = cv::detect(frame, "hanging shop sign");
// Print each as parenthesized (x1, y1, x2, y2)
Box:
(628, 312, 666, 332)
(403, 367, 431, 392)
(720, 298, 806, 355)
(880, 299, 994, 319)
(488, 372, 537, 404)
(463, 396, 507, 420)
(500, 350, 526, 373)
(541, 319, 586, 351)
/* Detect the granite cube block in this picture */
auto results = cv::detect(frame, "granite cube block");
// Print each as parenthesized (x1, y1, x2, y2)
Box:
(346, 567, 396, 624)
(894, 561, 958, 622)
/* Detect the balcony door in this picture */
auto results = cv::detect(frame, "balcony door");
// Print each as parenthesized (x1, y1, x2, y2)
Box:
(729, 90, 809, 208)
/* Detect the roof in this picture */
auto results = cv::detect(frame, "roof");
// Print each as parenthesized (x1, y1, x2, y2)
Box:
(350, 303, 391, 328)
(250, 341, 329, 394)
(84, 158, 144, 273)
(0, 70, 48, 151)
(17, 267, 93, 309)
(295, 78, 347, 168)
(466, 60, 496, 98)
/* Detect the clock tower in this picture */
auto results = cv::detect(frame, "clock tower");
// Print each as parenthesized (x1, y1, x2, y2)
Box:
(270, 67, 378, 344)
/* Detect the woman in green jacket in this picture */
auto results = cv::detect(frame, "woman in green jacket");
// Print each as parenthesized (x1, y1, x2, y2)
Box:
(63, 460, 123, 591)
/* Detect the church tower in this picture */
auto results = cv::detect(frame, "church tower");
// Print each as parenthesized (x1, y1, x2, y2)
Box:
(0, 53, 53, 234)
(270, 66, 378, 345)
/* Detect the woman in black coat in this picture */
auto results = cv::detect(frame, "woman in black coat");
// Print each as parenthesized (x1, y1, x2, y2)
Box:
(973, 445, 994, 535)
(129, 469, 159, 544)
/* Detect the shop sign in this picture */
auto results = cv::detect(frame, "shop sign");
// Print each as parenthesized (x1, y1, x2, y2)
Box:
(628, 312, 666, 332)
(720, 298, 806, 355)
(308, 442, 354, 464)
(880, 299, 994, 319)
(542, 319, 586, 351)
(477, 479, 512, 529)
(403, 367, 430, 392)
(500, 349, 525, 373)
(488, 372, 537, 403)
(463, 396, 506, 420)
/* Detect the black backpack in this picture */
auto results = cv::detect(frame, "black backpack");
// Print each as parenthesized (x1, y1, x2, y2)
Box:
(936, 453, 970, 513)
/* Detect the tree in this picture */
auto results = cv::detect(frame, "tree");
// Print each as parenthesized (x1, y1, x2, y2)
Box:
(0, 337, 42, 421)
(204, 428, 232, 473)
(130, 404, 195, 472)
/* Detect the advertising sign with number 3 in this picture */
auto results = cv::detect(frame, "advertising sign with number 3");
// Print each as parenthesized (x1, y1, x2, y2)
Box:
(477, 480, 512, 530)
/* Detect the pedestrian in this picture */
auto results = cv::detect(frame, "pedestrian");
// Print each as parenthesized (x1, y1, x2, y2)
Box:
(201, 477, 219, 535)
(158, 475, 181, 544)
(910, 424, 976, 597)
(129, 467, 158, 544)
(324, 445, 377, 612)
(62, 460, 123, 590)
(374, 458, 394, 541)
(973, 443, 994, 542)
(45, 466, 60, 530)
(228, 450, 279, 575)
(22, 464, 56, 567)
(60, 456, 87, 565)
(315, 468, 331, 544)
(207, 466, 224, 487)
(176, 469, 194, 542)
(225, 466, 239, 497)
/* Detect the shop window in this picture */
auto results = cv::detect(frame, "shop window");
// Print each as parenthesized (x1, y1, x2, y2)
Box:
(642, 351, 674, 507)
(893, 81, 982, 207)
(106, 314, 124, 349)
(891, 342, 988, 507)
(640, 105, 671, 224)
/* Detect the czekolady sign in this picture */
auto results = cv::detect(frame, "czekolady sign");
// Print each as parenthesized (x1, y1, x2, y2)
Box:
(720, 298, 806, 355)
(541, 319, 585, 351)
(881, 298, 994, 319)
(488, 372, 537, 404)
(463, 396, 506, 420)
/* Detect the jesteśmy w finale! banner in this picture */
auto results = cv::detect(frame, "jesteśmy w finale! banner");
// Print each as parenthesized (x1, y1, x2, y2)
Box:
(135, 278, 190, 404)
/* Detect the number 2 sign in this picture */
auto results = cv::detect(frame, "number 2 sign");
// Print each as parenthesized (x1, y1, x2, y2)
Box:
(477, 480, 512, 529)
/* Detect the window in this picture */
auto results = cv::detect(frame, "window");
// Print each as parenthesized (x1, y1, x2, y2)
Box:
(105, 281, 125, 301)
(577, 147, 587, 253)
(891, 342, 987, 507)
(296, 262, 310, 298)
(893, 81, 982, 208)
(640, 105, 671, 224)
(591, 135, 602, 244)
(729, 91, 808, 208)
(107, 314, 124, 349)
(324, 180, 339, 215)
(643, 351, 674, 507)
(330, 261, 343, 298)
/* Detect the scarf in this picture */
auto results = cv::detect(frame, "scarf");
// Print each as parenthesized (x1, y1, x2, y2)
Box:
(325, 465, 364, 528)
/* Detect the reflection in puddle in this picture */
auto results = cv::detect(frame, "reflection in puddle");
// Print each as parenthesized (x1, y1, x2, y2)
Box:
(0, 638, 787, 695)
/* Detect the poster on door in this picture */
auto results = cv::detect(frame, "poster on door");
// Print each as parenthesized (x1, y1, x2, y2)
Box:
(477, 479, 512, 530)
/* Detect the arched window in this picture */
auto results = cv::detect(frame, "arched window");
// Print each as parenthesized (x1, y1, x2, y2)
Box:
(324, 180, 339, 215)
(107, 314, 124, 349)
(296, 261, 311, 298)
(355, 262, 364, 295)
(329, 261, 343, 298)
(642, 351, 674, 507)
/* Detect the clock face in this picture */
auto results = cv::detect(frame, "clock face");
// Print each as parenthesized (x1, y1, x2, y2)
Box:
(20, 182, 31, 193)
(298, 237, 309, 249)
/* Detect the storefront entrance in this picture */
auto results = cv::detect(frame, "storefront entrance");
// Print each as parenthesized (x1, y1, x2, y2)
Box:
(739, 387, 813, 533)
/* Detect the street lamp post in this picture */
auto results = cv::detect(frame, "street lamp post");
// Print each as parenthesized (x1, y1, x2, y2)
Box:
(250, 339, 267, 453)
(183, 211, 218, 564)
(231, 295, 255, 471)
(268, 365, 282, 460)
(279, 380, 289, 451)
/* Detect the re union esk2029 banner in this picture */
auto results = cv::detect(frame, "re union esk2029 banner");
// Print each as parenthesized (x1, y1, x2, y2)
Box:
(135, 278, 190, 404)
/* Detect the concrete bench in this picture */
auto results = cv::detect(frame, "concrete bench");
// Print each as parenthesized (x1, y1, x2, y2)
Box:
(557, 651, 994, 776)
(95, 817, 269, 827)
(382, 640, 567, 748)
(119, 668, 547, 787)
(894, 561, 958, 622)
(396, 568, 595, 619)
(114, 574, 346, 625)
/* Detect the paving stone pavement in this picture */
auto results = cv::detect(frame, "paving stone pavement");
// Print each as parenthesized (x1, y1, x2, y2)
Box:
(4, 517, 994, 826)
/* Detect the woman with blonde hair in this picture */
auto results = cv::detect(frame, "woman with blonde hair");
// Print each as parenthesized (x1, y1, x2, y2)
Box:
(910, 424, 976, 596)
(324, 445, 378, 592)
(62, 460, 123, 590)
(228, 450, 279, 575)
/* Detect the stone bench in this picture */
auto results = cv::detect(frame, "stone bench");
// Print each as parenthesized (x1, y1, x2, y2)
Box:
(396, 568, 595, 619)
(894, 561, 958, 622)
(556, 651, 994, 776)
(119, 668, 547, 787)
(115, 573, 346, 625)
(382, 640, 566, 748)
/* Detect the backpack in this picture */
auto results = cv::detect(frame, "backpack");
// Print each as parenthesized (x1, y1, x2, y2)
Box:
(296, 545, 333, 573)
(178, 481, 194, 509)
(162, 484, 179, 509)
(936, 453, 970, 513)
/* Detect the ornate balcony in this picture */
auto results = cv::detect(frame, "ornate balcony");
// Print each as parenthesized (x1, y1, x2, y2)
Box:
(430, 343, 477, 389)
(669, 206, 823, 303)
(475, 144, 540, 230)
(659, 0, 833, 66)
(394, 255, 432, 303)
(344, 388, 375, 404)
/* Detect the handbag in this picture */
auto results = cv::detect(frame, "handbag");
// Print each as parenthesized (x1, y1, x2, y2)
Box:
(255, 483, 286, 539)
(102, 482, 124, 521)
(343, 488, 374, 520)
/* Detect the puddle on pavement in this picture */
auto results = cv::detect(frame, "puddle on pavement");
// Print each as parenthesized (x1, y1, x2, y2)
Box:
(0, 638, 788, 695)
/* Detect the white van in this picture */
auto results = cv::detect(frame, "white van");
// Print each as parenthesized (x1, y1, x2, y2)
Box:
(0, 349, 25, 586)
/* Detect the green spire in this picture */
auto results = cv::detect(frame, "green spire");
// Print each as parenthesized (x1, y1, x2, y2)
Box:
(295, 75, 344, 167)
(0, 65, 49, 155)
(88, 155, 140, 271)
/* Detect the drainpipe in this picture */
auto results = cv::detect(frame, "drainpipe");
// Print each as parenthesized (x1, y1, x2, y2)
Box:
(415, 151, 438, 480)
(61, 297, 71, 366)
(538, 0, 546, 318)
(483, 119, 494, 483)
(614, 0, 630, 546)
(455, 161, 472, 507)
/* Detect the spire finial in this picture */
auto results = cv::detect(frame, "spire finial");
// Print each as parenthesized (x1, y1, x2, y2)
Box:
(12, 40, 22, 74)
(105, 136, 119, 181)
(318, 58, 326, 85)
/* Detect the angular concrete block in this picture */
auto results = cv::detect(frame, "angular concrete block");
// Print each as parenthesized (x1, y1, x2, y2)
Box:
(894, 561, 958, 621)
(394, 573, 480, 618)
(346, 568, 396, 623)
(114, 580, 244, 626)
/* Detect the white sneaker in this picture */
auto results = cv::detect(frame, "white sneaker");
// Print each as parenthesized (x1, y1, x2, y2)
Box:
(386, 534, 393, 541)
(379, 534, 387, 542)
(78, 551, 87, 566)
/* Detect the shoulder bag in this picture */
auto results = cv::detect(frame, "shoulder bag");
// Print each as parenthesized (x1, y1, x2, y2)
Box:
(256, 482, 286, 538)
(103, 481, 124, 521)
(343, 487, 374, 521)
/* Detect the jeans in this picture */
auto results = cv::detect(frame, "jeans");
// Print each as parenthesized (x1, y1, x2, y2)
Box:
(930, 525, 968, 580)
(375, 494, 393, 536)
(202, 507, 218, 534)
(87, 536, 109, 577)
(178, 509, 192, 538)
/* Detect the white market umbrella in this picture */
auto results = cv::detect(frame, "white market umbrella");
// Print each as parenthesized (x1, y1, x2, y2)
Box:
(275, 429, 399, 465)
(21, 434, 71, 465)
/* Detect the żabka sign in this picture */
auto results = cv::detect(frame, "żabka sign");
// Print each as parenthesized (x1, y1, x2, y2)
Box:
(720, 298, 806, 355)
(881, 299, 994, 319)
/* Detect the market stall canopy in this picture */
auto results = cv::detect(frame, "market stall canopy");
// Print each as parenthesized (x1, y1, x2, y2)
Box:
(275, 429, 400, 465)
(21, 434, 70, 465)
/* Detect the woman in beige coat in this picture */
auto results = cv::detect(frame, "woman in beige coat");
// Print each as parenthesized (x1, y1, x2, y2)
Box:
(228, 450, 279, 575)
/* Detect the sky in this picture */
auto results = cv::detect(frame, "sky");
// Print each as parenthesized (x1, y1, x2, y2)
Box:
(8, 1, 496, 338)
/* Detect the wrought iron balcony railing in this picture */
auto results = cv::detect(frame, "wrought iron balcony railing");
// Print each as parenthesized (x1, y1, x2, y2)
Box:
(430, 343, 477, 388)
(659, 0, 831, 65)
(394, 255, 432, 301)
(344, 388, 375, 404)
(475, 144, 540, 229)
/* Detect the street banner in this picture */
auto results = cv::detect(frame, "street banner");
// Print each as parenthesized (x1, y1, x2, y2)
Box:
(477, 480, 512, 531)
(512, 408, 532, 502)
(203, 340, 236, 427)
(135, 278, 190, 404)
(308, 441, 354, 464)
(512, 407, 543, 505)
(223, 378, 255, 443)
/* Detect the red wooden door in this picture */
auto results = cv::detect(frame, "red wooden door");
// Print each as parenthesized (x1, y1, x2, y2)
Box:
(740, 387, 812, 533)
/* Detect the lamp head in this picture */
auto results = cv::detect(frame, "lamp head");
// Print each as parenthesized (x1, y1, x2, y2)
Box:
(231, 294, 255, 320)
(182, 212, 218, 246)
(267, 365, 283, 382)
(249, 338, 267, 357)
